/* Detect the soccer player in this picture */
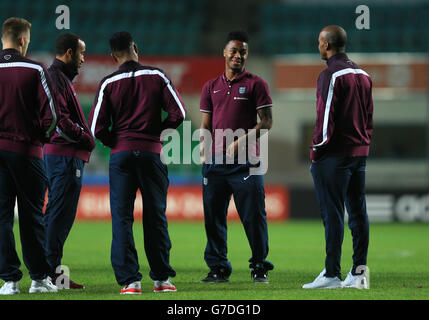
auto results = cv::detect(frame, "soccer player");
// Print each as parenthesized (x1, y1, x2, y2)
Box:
(0, 17, 58, 294)
(199, 30, 274, 283)
(89, 31, 185, 294)
(43, 33, 95, 289)
(302, 25, 373, 289)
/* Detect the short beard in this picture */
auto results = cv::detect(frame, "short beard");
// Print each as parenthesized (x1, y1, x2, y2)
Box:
(67, 53, 79, 74)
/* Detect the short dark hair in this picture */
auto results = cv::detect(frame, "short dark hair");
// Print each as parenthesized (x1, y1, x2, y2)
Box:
(109, 31, 133, 53)
(1, 17, 31, 44)
(324, 26, 347, 51)
(55, 33, 80, 56)
(226, 30, 249, 45)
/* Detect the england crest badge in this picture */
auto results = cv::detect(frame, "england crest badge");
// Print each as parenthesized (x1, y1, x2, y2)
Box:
(238, 86, 247, 94)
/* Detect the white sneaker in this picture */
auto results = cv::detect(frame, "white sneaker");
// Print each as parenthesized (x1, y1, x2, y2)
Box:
(0, 281, 20, 295)
(29, 277, 58, 293)
(342, 268, 369, 289)
(153, 278, 177, 293)
(302, 269, 342, 289)
(120, 281, 141, 294)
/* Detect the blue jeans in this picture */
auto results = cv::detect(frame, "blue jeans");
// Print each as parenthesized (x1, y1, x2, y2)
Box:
(311, 156, 369, 278)
(0, 150, 50, 281)
(44, 155, 84, 275)
(109, 151, 175, 285)
(202, 163, 273, 274)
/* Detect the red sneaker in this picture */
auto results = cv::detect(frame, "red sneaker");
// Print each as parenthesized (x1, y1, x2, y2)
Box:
(51, 273, 85, 290)
(68, 279, 85, 289)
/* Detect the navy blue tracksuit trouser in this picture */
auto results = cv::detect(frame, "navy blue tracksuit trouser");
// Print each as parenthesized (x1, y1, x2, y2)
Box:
(109, 151, 176, 286)
(0, 150, 51, 282)
(202, 163, 273, 275)
(311, 156, 369, 279)
(44, 155, 84, 275)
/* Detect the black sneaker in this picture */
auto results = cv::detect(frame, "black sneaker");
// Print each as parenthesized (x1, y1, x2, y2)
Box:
(200, 269, 230, 283)
(250, 263, 270, 284)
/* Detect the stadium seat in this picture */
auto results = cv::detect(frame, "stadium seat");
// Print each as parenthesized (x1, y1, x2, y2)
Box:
(260, 3, 429, 54)
(4, 2, 426, 56)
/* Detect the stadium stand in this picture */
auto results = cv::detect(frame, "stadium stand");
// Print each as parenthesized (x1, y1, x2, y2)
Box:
(1, 1, 427, 55)
(260, 2, 429, 54)
(0, 0, 208, 55)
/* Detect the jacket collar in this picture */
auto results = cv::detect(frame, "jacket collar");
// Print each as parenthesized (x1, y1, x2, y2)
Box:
(326, 52, 349, 66)
(51, 58, 78, 81)
(118, 60, 140, 71)
(1, 48, 21, 57)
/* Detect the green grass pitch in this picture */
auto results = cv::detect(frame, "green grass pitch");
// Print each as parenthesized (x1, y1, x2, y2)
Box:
(1, 220, 429, 300)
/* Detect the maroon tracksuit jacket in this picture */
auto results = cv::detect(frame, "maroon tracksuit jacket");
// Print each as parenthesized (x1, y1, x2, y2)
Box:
(89, 60, 186, 154)
(311, 53, 374, 161)
(0, 49, 58, 158)
(44, 58, 95, 162)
